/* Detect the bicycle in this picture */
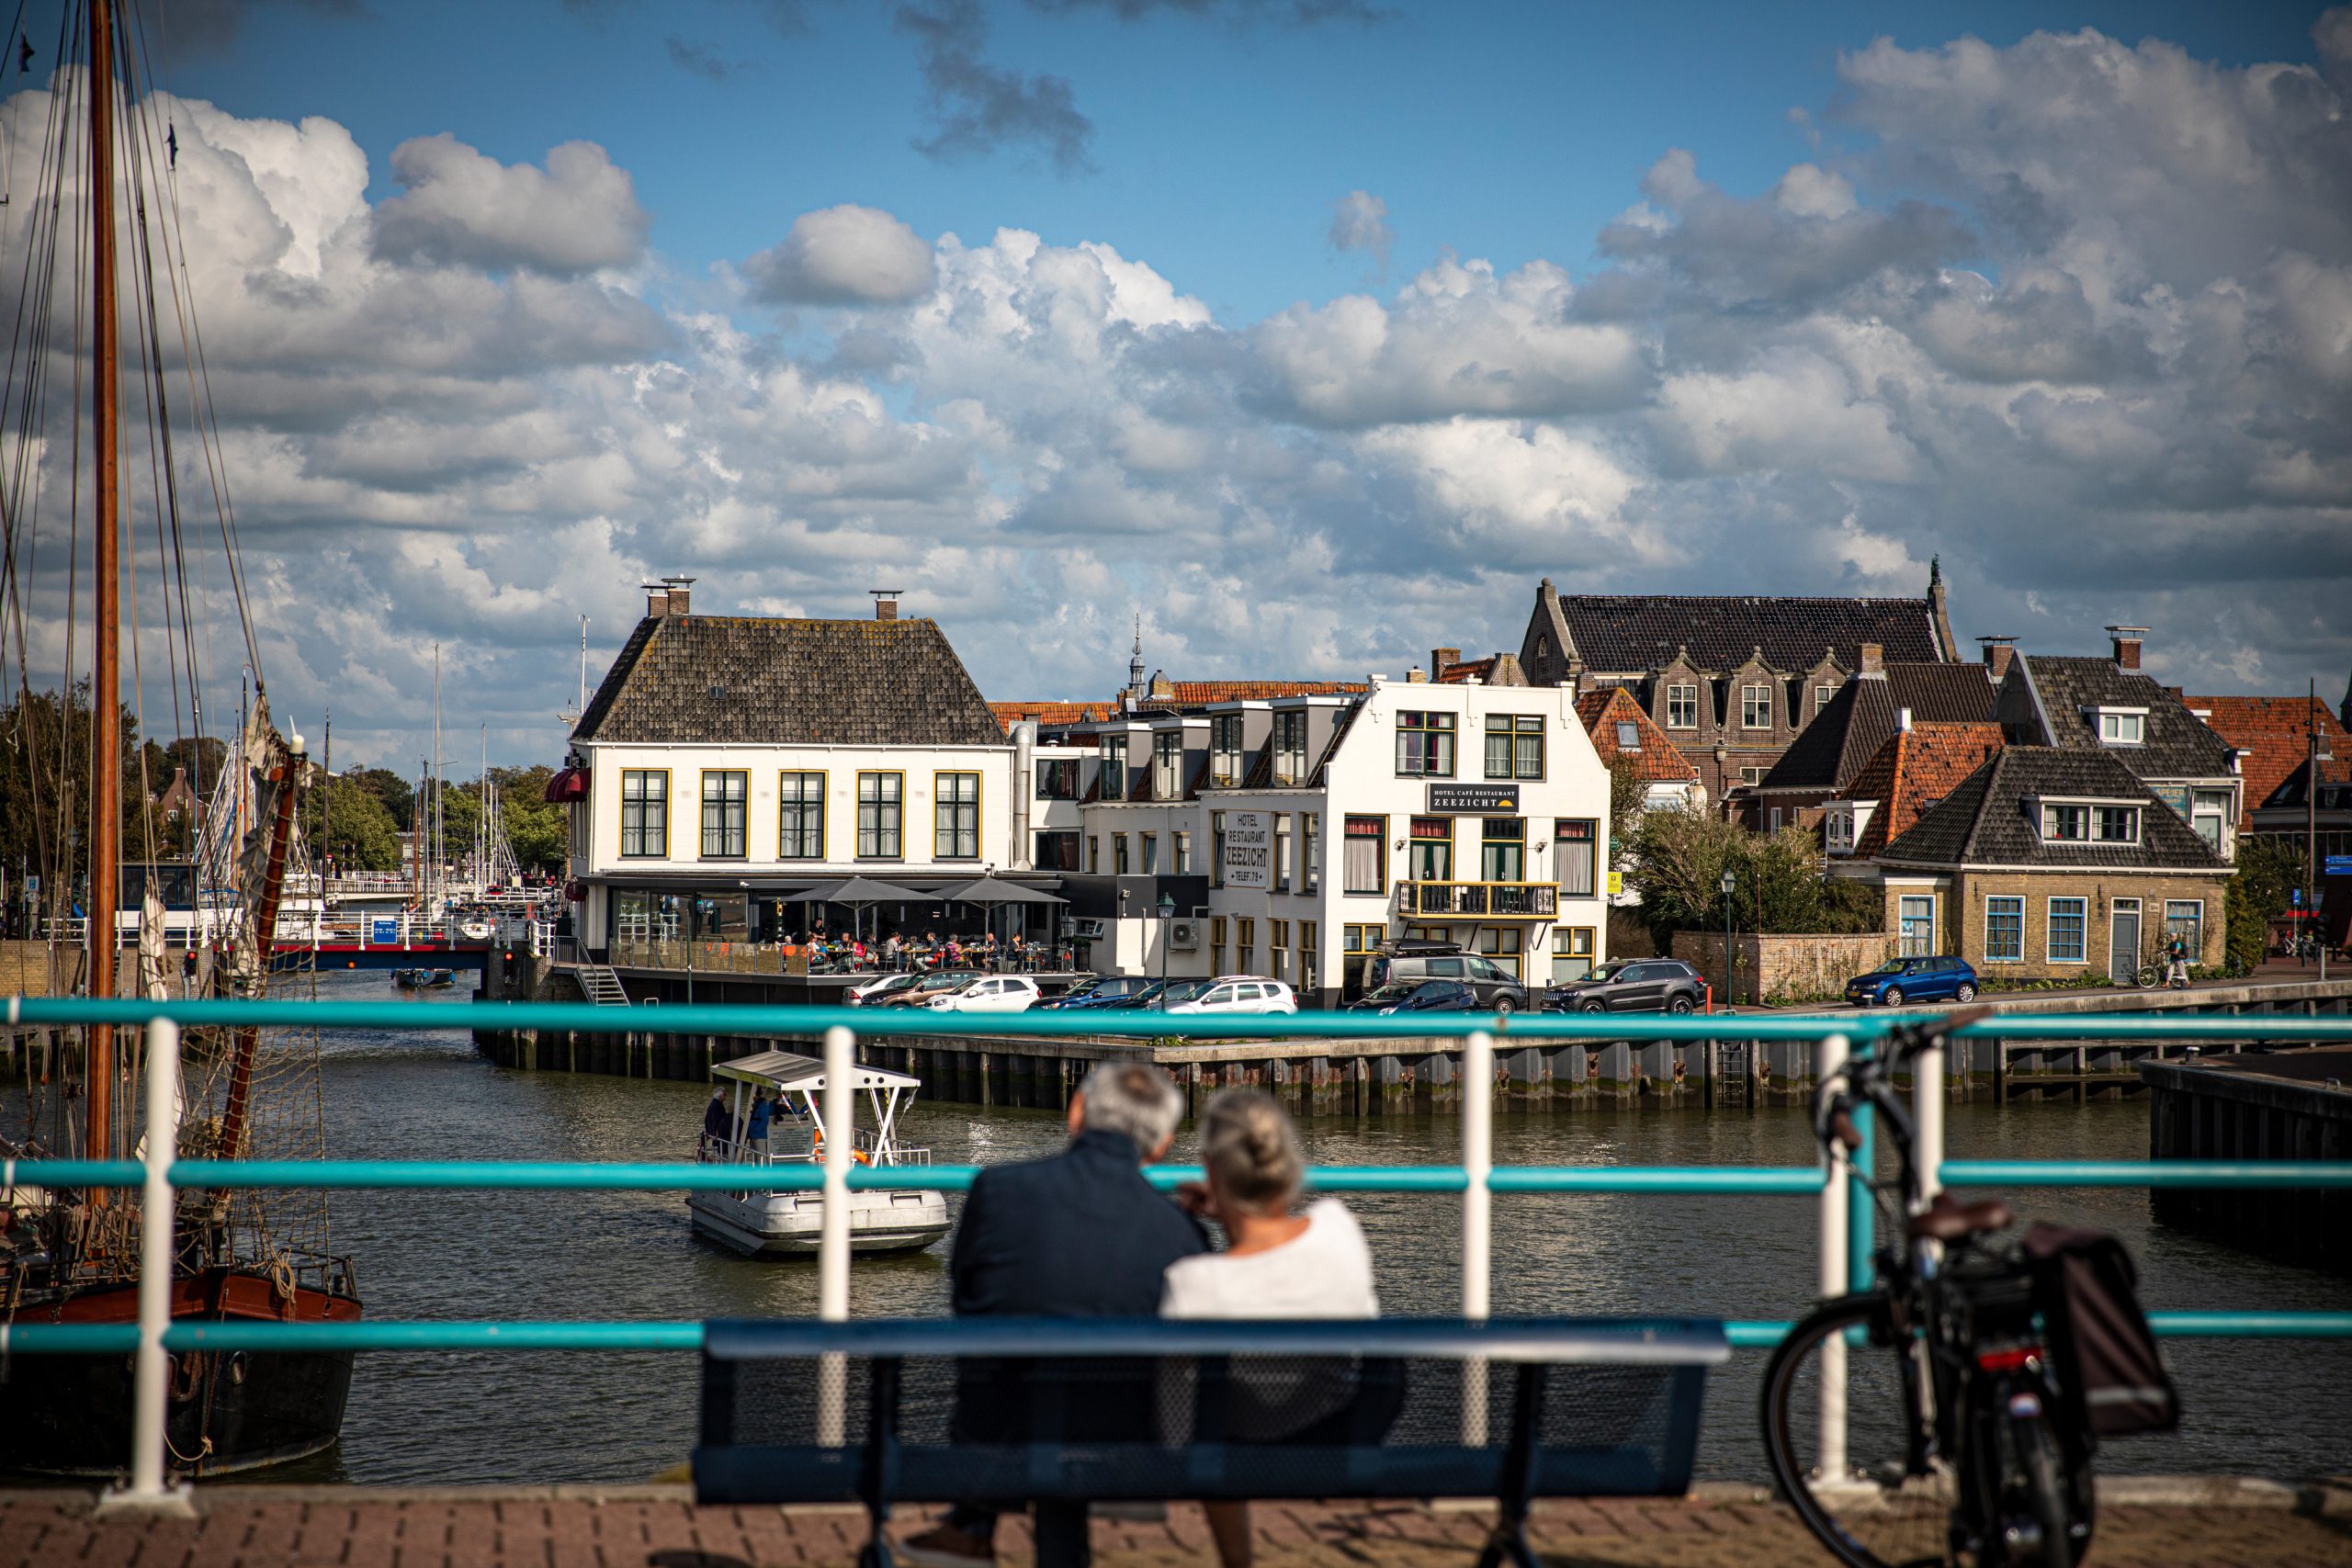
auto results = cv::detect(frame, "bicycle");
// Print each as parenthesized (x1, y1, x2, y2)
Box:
(1760, 1009, 2095, 1568)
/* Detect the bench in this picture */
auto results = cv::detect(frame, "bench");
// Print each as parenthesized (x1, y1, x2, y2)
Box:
(695, 1316, 1728, 1568)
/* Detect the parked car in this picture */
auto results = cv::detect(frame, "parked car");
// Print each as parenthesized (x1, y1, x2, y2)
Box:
(1034, 975, 1158, 1011)
(1845, 955, 1978, 1008)
(844, 973, 922, 1007)
(927, 975, 1041, 1013)
(880, 970, 984, 1007)
(1544, 958, 1709, 1014)
(1344, 979, 1480, 1015)
(1164, 976, 1298, 1016)
(1361, 945, 1532, 1013)
(1095, 978, 1201, 1010)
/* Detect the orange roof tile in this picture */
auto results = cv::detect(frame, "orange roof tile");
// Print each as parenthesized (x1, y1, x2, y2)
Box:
(1577, 686, 1701, 783)
(1156, 680, 1369, 705)
(1841, 722, 2007, 856)
(989, 700, 1118, 732)
(2184, 695, 2350, 807)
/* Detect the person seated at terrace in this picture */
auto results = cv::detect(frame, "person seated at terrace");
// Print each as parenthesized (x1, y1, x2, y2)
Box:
(1161, 1089, 1379, 1568)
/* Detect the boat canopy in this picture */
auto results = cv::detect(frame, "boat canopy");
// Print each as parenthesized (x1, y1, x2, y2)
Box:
(712, 1050, 921, 1094)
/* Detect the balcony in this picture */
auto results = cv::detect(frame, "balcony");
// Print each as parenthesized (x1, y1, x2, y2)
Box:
(1396, 881, 1559, 920)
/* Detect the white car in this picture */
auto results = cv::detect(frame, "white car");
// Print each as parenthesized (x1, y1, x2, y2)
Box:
(925, 975, 1041, 1014)
(845, 973, 922, 1007)
(1163, 976, 1298, 1016)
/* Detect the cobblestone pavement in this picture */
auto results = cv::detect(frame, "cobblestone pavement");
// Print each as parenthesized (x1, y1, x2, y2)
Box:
(3, 1485, 2349, 1568)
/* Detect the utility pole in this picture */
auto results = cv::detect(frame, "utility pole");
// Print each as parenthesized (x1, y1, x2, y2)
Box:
(2312, 679, 2327, 982)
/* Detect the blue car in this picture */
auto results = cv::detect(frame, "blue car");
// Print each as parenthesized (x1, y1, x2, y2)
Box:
(1845, 954, 1979, 1008)
(1034, 975, 1158, 1011)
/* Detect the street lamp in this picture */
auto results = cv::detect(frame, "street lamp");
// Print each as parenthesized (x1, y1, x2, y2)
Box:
(1157, 891, 1176, 1009)
(1720, 866, 1737, 1011)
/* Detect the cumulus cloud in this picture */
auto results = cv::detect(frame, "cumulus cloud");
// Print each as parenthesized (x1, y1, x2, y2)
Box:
(743, 205, 938, 306)
(371, 135, 650, 276)
(1327, 189, 1392, 270)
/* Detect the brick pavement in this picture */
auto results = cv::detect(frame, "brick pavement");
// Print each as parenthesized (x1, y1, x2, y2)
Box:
(3, 1485, 2350, 1568)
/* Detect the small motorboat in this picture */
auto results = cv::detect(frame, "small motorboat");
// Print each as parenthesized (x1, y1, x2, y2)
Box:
(392, 967, 456, 990)
(688, 1051, 949, 1258)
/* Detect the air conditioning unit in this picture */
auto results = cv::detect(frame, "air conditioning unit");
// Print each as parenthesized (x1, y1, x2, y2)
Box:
(1169, 919, 1201, 951)
(1070, 918, 1108, 941)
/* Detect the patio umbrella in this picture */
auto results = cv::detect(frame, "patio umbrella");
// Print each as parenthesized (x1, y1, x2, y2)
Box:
(776, 876, 929, 944)
(937, 875, 1068, 957)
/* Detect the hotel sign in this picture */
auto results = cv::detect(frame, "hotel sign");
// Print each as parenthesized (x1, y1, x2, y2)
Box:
(1427, 784, 1520, 814)
(1224, 810, 1272, 889)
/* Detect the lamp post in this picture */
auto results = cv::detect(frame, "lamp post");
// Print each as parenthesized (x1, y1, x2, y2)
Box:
(1157, 891, 1176, 1008)
(1720, 866, 1737, 1011)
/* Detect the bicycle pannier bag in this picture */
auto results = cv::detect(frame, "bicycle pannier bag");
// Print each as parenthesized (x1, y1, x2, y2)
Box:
(2024, 1224, 2179, 1438)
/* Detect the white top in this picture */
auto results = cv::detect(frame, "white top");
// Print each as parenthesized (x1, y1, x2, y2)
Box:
(1159, 1200, 1379, 1320)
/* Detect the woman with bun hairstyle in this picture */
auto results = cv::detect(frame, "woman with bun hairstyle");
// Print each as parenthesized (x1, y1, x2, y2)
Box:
(1161, 1089, 1377, 1568)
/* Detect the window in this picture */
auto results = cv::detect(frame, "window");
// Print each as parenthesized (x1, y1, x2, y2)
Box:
(1035, 830, 1080, 871)
(1140, 832, 1159, 874)
(856, 773, 902, 858)
(1344, 923, 1376, 953)
(1114, 834, 1130, 875)
(1209, 714, 1246, 785)
(1035, 758, 1080, 798)
(1739, 766, 1766, 787)
(1984, 896, 2024, 962)
(620, 770, 667, 858)
(1741, 683, 1772, 729)
(1099, 734, 1127, 800)
(2048, 897, 2087, 964)
(1826, 807, 1856, 855)
(1210, 811, 1227, 887)
(1299, 920, 1317, 987)
(1552, 925, 1596, 980)
(1343, 815, 1385, 895)
(934, 772, 979, 859)
(1769, 807, 1784, 832)
(2095, 806, 2138, 843)
(1614, 720, 1641, 750)
(1272, 814, 1292, 891)
(1476, 928, 1522, 978)
(1237, 917, 1256, 975)
(1303, 814, 1319, 892)
(1481, 817, 1524, 882)
(1396, 710, 1456, 777)
(1815, 683, 1837, 713)
(1173, 831, 1191, 874)
(2097, 710, 2145, 745)
(1555, 818, 1597, 897)
(1152, 731, 1183, 799)
(1485, 714, 1544, 780)
(1086, 835, 1101, 874)
(2192, 789, 2231, 848)
(1210, 916, 1227, 976)
(778, 771, 825, 859)
(2042, 804, 2089, 840)
(1269, 919, 1290, 982)
(1899, 895, 1935, 956)
(1407, 817, 1453, 882)
(2165, 900, 2204, 962)
(1667, 683, 1699, 728)
(1272, 710, 1309, 783)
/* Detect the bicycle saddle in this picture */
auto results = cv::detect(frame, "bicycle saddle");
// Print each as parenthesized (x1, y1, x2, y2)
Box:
(1906, 1192, 2016, 1243)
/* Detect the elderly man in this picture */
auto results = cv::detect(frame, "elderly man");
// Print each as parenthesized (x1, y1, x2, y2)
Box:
(897, 1062, 1201, 1568)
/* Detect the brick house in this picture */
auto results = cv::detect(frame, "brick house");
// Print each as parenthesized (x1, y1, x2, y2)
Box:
(1513, 562, 1962, 806)
(1575, 686, 1704, 812)
(1867, 748, 2231, 982)
(1751, 653, 1998, 830)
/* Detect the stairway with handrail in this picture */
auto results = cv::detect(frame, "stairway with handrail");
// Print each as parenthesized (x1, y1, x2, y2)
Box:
(572, 964, 630, 1007)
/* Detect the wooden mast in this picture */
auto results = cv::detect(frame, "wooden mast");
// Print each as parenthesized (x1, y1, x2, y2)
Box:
(85, 0, 121, 1163)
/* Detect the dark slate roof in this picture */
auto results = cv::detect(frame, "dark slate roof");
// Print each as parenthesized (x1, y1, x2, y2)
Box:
(1762, 663, 1996, 792)
(1878, 749, 2230, 871)
(2018, 656, 2233, 780)
(572, 615, 1005, 747)
(1557, 594, 1942, 674)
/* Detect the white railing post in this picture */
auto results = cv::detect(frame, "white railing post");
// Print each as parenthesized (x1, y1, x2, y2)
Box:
(1915, 1032, 1944, 1208)
(105, 1017, 192, 1515)
(817, 1023, 854, 1447)
(1815, 1031, 1850, 1481)
(1461, 1029, 1494, 1446)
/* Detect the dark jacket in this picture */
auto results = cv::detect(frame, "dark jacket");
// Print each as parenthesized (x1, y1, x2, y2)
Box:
(950, 1128, 1206, 1317)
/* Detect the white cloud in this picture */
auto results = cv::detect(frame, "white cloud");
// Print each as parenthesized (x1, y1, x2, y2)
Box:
(742, 204, 939, 306)
(371, 134, 650, 276)
(1327, 189, 1393, 269)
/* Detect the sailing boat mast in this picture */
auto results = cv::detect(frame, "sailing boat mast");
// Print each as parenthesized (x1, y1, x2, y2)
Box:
(85, 0, 122, 1161)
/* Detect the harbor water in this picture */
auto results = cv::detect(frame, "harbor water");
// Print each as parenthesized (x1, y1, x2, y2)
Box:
(19, 969, 2352, 1486)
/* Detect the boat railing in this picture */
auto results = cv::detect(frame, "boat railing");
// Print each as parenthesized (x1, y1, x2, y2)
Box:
(7, 999, 2351, 1507)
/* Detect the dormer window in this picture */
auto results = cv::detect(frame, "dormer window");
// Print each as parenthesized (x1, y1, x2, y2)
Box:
(1615, 720, 1641, 750)
(1209, 714, 1244, 786)
(1826, 807, 1856, 855)
(1272, 709, 1308, 784)
(2040, 800, 2139, 844)
(1099, 734, 1128, 801)
(2090, 707, 2147, 746)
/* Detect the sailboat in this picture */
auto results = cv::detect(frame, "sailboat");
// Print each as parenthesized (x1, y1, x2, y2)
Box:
(0, 0, 360, 1475)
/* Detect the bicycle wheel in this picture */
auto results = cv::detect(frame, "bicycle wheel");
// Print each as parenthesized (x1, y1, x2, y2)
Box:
(1762, 1297, 1954, 1568)
(2005, 1411, 2074, 1568)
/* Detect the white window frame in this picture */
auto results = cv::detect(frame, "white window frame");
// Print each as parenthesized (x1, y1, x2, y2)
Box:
(1666, 683, 1699, 729)
(1740, 683, 1772, 729)
(2092, 707, 2147, 746)
(1898, 894, 1935, 957)
(1209, 714, 1246, 786)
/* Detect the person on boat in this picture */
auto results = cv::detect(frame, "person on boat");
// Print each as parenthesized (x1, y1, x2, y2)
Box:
(744, 1089, 776, 1156)
(699, 1088, 730, 1156)
(897, 1063, 1204, 1568)
(1160, 1089, 1379, 1568)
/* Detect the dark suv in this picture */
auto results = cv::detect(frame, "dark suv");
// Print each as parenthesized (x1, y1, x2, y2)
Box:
(1361, 944, 1531, 1013)
(1544, 958, 1709, 1014)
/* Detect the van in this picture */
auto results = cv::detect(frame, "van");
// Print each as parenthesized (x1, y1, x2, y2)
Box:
(1362, 942, 1531, 1013)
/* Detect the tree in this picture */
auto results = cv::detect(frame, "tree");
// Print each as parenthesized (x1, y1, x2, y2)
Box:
(1607, 756, 1646, 853)
(301, 774, 401, 873)
(343, 767, 415, 831)
(490, 765, 568, 872)
(1623, 811, 1883, 948)
(2224, 835, 2303, 976)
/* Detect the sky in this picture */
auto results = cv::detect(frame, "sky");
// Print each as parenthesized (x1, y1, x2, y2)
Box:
(3, 0, 2348, 770)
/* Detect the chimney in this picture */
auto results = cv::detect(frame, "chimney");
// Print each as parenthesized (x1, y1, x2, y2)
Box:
(1976, 636, 2017, 682)
(641, 582, 670, 618)
(1430, 647, 1461, 678)
(1898, 706, 1913, 733)
(1859, 642, 1884, 676)
(871, 589, 903, 621)
(659, 575, 695, 615)
(1407, 665, 1430, 684)
(2106, 625, 2147, 671)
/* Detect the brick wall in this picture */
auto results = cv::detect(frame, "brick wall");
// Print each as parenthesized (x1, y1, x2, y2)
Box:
(1673, 930, 1900, 1005)
(1943, 869, 2229, 980)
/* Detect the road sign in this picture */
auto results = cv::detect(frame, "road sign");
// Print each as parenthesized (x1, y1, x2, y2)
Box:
(370, 917, 400, 946)
(2327, 855, 2352, 877)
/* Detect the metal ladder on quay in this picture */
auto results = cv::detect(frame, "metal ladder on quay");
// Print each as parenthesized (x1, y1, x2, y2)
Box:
(572, 964, 630, 1007)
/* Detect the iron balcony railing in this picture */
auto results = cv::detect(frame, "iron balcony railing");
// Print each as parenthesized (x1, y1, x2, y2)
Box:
(3, 996, 2349, 1504)
(1396, 880, 1561, 919)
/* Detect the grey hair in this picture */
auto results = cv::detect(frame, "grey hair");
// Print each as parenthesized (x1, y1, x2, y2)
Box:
(1200, 1089, 1303, 1213)
(1079, 1062, 1184, 1158)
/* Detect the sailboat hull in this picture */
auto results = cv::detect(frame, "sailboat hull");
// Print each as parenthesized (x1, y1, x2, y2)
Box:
(0, 1267, 360, 1478)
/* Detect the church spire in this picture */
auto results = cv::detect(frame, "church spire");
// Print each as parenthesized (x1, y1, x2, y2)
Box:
(1126, 615, 1148, 705)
